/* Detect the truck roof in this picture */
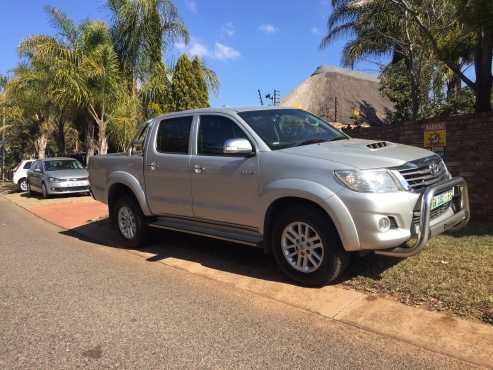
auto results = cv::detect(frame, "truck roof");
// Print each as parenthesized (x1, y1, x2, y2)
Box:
(154, 106, 295, 120)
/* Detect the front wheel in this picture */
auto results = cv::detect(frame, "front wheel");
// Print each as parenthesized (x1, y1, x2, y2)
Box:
(113, 195, 147, 248)
(271, 205, 350, 286)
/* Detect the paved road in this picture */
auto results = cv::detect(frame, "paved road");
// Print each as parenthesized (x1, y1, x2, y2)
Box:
(0, 197, 481, 369)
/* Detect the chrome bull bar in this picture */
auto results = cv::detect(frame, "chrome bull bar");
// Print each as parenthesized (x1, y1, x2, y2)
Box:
(375, 177, 470, 257)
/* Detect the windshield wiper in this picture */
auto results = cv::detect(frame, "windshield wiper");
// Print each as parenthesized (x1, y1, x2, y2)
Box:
(329, 136, 349, 142)
(295, 138, 330, 147)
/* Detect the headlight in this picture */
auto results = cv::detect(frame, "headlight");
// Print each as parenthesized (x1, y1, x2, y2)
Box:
(48, 177, 64, 183)
(334, 169, 403, 193)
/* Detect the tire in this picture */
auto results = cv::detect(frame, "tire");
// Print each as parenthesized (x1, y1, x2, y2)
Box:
(27, 181, 34, 196)
(41, 183, 49, 199)
(271, 204, 350, 286)
(17, 178, 28, 193)
(113, 195, 147, 248)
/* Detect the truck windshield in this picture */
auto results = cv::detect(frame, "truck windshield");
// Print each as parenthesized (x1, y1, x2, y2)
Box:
(44, 160, 83, 171)
(238, 109, 348, 150)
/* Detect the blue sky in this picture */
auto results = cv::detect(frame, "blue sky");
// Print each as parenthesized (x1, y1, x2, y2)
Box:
(0, 0, 382, 107)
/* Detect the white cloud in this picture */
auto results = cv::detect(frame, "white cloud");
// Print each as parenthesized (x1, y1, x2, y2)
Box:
(175, 39, 240, 61)
(184, 0, 197, 13)
(221, 22, 235, 38)
(258, 24, 278, 34)
(213, 42, 240, 60)
(175, 39, 209, 58)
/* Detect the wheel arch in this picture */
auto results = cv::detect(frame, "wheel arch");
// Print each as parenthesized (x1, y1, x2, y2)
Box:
(106, 172, 152, 216)
(260, 179, 360, 252)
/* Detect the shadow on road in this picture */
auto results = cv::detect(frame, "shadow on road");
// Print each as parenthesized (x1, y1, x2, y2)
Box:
(61, 219, 288, 284)
(60, 218, 407, 286)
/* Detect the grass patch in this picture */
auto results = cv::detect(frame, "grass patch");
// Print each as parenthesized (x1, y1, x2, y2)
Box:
(344, 223, 493, 324)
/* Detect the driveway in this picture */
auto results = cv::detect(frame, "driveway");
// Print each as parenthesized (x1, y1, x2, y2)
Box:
(0, 196, 483, 369)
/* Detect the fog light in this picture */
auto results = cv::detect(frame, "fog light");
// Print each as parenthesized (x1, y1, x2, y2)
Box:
(377, 217, 391, 232)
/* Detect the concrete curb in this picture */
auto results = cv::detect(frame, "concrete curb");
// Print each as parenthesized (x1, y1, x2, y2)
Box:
(2, 193, 493, 368)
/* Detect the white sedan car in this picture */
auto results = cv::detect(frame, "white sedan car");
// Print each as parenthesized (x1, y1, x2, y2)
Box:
(12, 160, 34, 192)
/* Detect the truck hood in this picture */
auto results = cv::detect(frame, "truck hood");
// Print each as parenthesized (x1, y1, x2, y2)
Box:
(280, 138, 434, 169)
(46, 169, 89, 179)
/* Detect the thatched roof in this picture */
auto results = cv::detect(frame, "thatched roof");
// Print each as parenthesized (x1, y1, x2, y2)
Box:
(281, 65, 394, 126)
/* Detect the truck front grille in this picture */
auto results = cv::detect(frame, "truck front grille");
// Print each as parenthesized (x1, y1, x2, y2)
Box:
(397, 156, 449, 192)
(413, 200, 452, 225)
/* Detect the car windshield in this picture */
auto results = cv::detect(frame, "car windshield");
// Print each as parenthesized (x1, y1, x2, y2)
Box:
(238, 109, 348, 150)
(44, 160, 83, 171)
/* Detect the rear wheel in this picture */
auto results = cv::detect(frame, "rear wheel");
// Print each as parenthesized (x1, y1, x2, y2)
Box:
(113, 195, 147, 247)
(271, 204, 350, 286)
(17, 178, 28, 192)
(27, 181, 32, 196)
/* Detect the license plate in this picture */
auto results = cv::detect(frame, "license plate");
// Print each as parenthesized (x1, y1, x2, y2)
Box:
(431, 189, 454, 210)
(71, 181, 87, 187)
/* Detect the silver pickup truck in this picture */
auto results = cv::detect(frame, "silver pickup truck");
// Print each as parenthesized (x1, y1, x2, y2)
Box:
(88, 107, 470, 286)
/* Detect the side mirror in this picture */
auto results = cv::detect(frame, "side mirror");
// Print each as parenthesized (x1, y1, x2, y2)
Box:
(223, 138, 254, 156)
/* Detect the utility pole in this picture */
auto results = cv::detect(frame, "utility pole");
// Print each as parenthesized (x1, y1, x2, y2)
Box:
(334, 97, 338, 122)
(273, 90, 280, 106)
(1, 106, 5, 182)
(258, 89, 264, 106)
(265, 89, 281, 106)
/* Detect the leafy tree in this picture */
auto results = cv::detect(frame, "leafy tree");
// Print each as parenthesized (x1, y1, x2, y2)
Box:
(323, 0, 492, 117)
(191, 56, 210, 108)
(108, 90, 143, 151)
(172, 54, 198, 111)
(108, 0, 189, 89)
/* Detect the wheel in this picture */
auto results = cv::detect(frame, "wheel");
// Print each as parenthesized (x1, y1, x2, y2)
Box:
(27, 181, 33, 196)
(41, 183, 49, 199)
(17, 178, 28, 193)
(271, 204, 350, 286)
(113, 195, 147, 247)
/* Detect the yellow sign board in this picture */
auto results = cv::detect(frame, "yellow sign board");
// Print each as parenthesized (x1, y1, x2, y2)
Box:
(424, 122, 446, 148)
(424, 129, 446, 147)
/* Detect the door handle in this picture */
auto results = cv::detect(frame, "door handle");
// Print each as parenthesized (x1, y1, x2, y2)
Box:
(193, 164, 205, 174)
(146, 162, 159, 170)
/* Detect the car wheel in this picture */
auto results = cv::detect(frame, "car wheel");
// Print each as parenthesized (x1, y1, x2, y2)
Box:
(27, 181, 33, 196)
(41, 183, 49, 199)
(271, 204, 350, 286)
(114, 195, 147, 248)
(17, 178, 28, 192)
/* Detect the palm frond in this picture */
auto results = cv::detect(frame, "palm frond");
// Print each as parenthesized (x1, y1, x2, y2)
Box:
(45, 5, 79, 46)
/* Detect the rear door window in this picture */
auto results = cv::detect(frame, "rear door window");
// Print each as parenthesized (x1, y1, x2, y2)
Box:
(23, 162, 32, 170)
(156, 116, 193, 154)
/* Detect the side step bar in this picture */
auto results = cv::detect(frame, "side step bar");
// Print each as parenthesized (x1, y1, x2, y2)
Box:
(147, 216, 263, 247)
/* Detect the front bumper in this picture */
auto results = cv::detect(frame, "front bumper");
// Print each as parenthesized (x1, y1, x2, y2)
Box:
(374, 177, 470, 257)
(47, 180, 90, 195)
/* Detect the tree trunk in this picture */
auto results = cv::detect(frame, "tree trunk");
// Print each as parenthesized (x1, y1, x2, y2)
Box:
(474, 28, 493, 112)
(85, 120, 96, 161)
(98, 122, 108, 155)
(447, 72, 461, 101)
(35, 133, 48, 159)
(56, 119, 65, 156)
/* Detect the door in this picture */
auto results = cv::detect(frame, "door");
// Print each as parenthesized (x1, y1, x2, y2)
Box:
(29, 161, 43, 191)
(191, 115, 259, 228)
(144, 115, 194, 217)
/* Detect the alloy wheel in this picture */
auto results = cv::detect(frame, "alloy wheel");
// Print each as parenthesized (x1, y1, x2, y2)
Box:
(281, 222, 324, 273)
(118, 206, 137, 240)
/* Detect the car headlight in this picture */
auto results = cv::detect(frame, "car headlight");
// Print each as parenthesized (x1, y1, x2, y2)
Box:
(48, 177, 64, 183)
(334, 169, 403, 193)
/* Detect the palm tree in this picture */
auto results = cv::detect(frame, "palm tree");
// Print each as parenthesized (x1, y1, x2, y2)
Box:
(108, 0, 189, 88)
(18, 13, 123, 156)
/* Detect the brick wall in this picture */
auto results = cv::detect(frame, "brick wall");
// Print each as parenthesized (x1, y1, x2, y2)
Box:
(343, 113, 493, 221)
